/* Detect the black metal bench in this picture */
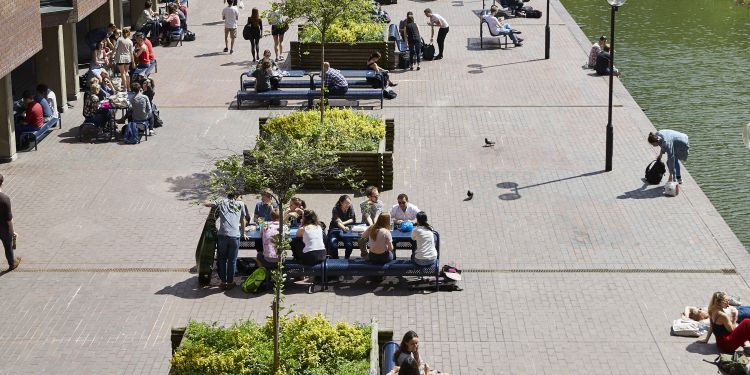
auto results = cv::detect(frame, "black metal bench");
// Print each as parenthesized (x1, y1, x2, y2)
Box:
(241, 77, 378, 91)
(480, 10, 510, 49)
(236, 88, 384, 109)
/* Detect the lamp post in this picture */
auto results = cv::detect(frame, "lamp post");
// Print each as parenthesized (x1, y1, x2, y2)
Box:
(544, 0, 550, 59)
(605, 0, 626, 172)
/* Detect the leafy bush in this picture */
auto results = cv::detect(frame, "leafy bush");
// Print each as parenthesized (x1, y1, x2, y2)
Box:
(299, 19, 385, 43)
(171, 314, 372, 375)
(262, 108, 385, 152)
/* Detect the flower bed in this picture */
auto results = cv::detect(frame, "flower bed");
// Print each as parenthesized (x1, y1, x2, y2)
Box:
(291, 22, 396, 70)
(170, 314, 373, 375)
(249, 109, 394, 191)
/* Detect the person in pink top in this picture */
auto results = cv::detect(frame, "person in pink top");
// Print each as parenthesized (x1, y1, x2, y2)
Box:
(258, 210, 280, 268)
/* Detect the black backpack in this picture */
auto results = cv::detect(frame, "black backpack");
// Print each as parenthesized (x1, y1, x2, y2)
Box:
(525, 9, 542, 18)
(242, 24, 252, 40)
(184, 30, 196, 41)
(644, 159, 666, 184)
(422, 43, 435, 61)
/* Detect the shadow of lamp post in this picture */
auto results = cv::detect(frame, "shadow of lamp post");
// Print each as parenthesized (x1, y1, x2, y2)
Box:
(605, 0, 626, 172)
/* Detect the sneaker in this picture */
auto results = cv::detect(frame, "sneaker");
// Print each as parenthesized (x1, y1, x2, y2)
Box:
(515, 42, 523, 47)
(230, 49, 234, 54)
(512, 29, 522, 34)
(416, 66, 421, 70)
(223, 48, 228, 52)
(677, 177, 683, 184)
(148, 129, 155, 136)
(729, 295, 742, 306)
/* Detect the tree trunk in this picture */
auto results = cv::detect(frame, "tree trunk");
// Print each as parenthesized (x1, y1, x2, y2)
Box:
(272, 198, 284, 373)
(319, 31, 326, 125)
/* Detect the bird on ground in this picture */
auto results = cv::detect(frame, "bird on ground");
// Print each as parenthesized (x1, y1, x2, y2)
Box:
(466, 190, 474, 200)
(484, 138, 496, 147)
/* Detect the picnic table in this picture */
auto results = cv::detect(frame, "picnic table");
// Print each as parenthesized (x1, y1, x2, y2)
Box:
(238, 225, 415, 252)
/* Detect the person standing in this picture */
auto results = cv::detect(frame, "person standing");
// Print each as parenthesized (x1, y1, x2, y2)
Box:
(0, 175, 19, 272)
(424, 8, 449, 60)
(204, 192, 247, 290)
(268, 7, 288, 61)
(222, 0, 240, 54)
(405, 14, 422, 70)
(113, 28, 134, 92)
(243, 8, 263, 61)
(648, 130, 689, 184)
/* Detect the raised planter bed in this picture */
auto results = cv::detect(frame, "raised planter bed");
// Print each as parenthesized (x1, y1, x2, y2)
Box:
(170, 319, 385, 374)
(245, 118, 395, 191)
(291, 26, 397, 70)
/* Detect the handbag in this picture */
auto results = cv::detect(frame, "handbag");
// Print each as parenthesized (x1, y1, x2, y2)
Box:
(671, 318, 705, 337)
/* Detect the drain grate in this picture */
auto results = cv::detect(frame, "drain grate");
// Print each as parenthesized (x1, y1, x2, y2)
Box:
(17, 267, 190, 273)
(463, 268, 737, 274)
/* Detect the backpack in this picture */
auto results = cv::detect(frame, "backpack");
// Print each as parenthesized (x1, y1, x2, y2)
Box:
(184, 30, 196, 41)
(122, 122, 140, 145)
(644, 159, 666, 184)
(242, 24, 252, 40)
(525, 9, 542, 18)
(422, 43, 435, 61)
(398, 51, 410, 69)
(705, 353, 750, 375)
(383, 88, 397, 100)
(242, 267, 267, 293)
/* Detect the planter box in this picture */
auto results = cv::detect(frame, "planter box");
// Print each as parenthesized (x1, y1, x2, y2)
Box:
(171, 321, 384, 374)
(247, 118, 395, 191)
(375, 0, 397, 3)
(291, 25, 397, 70)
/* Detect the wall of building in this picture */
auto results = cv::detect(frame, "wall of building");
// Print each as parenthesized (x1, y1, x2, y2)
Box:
(70, 0, 108, 22)
(0, 0, 42, 78)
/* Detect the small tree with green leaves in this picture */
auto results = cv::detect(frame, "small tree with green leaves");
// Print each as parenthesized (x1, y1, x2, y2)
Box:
(208, 132, 363, 373)
(269, 0, 373, 122)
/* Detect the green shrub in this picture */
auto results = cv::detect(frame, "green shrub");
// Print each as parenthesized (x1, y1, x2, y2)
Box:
(263, 108, 385, 152)
(170, 314, 372, 375)
(299, 20, 384, 43)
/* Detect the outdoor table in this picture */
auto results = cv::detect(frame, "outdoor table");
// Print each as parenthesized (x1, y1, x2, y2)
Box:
(339, 227, 416, 251)
(239, 227, 298, 250)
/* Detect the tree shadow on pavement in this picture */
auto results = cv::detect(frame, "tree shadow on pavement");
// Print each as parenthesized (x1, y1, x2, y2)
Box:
(617, 182, 665, 199)
(166, 173, 211, 201)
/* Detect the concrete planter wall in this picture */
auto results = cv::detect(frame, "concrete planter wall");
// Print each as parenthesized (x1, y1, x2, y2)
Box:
(290, 26, 397, 70)
(247, 118, 395, 191)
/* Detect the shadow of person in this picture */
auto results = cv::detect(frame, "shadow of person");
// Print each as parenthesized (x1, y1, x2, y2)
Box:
(155, 276, 225, 299)
(685, 341, 721, 355)
(617, 181, 665, 199)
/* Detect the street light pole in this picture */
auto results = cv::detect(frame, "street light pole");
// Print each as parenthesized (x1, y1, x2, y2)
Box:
(605, 0, 626, 172)
(545, 0, 550, 59)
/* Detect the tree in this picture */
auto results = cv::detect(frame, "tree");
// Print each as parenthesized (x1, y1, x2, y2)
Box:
(208, 132, 362, 373)
(270, 0, 372, 122)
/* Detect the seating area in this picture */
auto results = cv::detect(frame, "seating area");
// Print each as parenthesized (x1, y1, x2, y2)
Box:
(479, 9, 510, 49)
(236, 69, 385, 109)
(19, 116, 60, 151)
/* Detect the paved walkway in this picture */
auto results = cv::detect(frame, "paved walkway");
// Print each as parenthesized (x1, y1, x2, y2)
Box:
(1, 0, 748, 373)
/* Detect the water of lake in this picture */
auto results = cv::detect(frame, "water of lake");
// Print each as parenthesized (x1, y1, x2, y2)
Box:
(560, 0, 750, 250)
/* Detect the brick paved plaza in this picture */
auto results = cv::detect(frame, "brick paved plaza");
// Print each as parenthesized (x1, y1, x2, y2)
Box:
(1, 0, 748, 373)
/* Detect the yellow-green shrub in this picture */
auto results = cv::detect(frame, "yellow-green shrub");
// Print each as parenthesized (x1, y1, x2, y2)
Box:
(263, 108, 385, 152)
(170, 314, 371, 375)
(299, 20, 384, 43)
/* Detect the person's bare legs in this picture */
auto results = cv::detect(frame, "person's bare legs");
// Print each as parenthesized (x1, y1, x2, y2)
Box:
(224, 28, 229, 51)
(278, 33, 284, 59)
(230, 35, 235, 53)
(118, 64, 129, 92)
(273, 34, 280, 60)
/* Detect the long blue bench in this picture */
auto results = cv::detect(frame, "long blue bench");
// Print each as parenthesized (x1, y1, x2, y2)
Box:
(381, 341, 398, 375)
(323, 231, 441, 291)
(282, 259, 326, 293)
(241, 77, 379, 91)
(132, 60, 158, 80)
(236, 88, 384, 109)
(19, 115, 60, 151)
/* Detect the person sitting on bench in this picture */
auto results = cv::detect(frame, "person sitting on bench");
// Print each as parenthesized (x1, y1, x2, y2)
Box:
(258, 209, 281, 268)
(484, 5, 523, 47)
(285, 197, 305, 228)
(32, 89, 53, 121)
(328, 194, 356, 259)
(128, 82, 154, 135)
(293, 209, 327, 266)
(161, 4, 182, 42)
(411, 212, 437, 267)
(390, 193, 419, 226)
(15, 91, 44, 135)
(362, 213, 394, 264)
(367, 51, 397, 87)
(252, 60, 277, 92)
(133, 34, 152, 71)
(135, 0, 157, 38)
(36, 84, 58, 120)
(83, 84, 111, 128)
(322, 62, 348, 96)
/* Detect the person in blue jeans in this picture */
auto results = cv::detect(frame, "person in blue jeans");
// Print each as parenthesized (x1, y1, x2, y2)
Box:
(648, 130, 689, 184)
(204, 192, 247, 290)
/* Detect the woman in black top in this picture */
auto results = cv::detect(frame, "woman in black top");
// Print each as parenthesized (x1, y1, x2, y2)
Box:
(328, 195, 356, 259)
(253, 60, 275, 92)
(405, 15, 421, 70)
(367, 51, 397, 88)
(244, 9, 263, 61)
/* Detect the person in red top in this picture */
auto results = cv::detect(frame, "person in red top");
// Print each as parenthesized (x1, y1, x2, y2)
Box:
(133, 33, 151, 69)
(16, 91, 43, 133)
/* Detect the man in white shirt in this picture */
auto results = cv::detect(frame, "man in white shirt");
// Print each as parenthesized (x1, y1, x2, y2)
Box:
(424, 8, 449, 60)
(484, 6, 523, 46)
(36, 84, 58, 119)
(389, 193, 420, 227)
(222, 0, 240, 53)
